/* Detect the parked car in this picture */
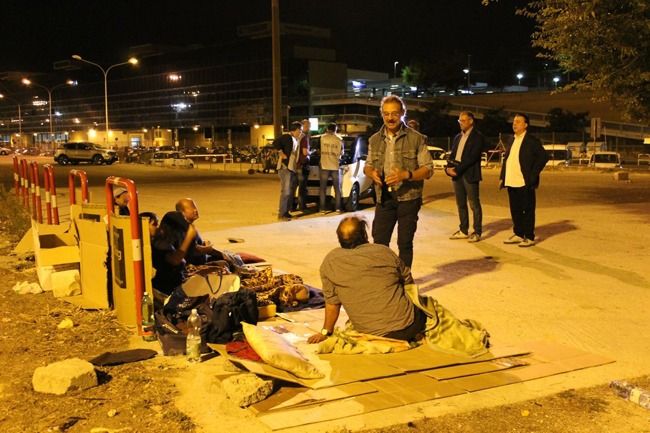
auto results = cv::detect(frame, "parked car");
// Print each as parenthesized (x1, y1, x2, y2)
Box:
(589, 151, 621, 169)
(544, 144, 572, 166)
(428, 146, 448, 169)
(0, 146, 13, 155)
(304, 133, 374, 212)
(54, 142, 118, 165)
(150, 151, 194, 168)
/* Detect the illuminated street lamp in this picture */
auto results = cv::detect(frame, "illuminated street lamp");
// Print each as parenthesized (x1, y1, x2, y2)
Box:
(0, 94, 22, 134)
(517, 73, 524, 86)
(394, 61, 399, 79)
(21, 78, 77, 142)
(71, 55, 138, 145)
(553, 76, 560, 89)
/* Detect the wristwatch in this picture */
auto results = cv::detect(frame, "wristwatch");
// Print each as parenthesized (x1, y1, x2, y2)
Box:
(408, 170, 413, 180)
(321, 328, 332, 337)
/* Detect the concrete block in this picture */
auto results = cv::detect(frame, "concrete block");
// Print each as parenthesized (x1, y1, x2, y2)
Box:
(222, 373, 274, 407)
(33, 358, 98, 395)
(614, 171, 629, 180)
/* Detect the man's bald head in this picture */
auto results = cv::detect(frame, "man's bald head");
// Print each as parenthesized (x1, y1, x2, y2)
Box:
(175, 198, 199, 223)
(336, 216, 369, 249)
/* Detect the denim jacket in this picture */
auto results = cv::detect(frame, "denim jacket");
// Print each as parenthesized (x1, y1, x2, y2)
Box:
(366, 124, 433, 202)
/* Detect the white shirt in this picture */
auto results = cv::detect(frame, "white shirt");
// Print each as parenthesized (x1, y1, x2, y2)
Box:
(504, 132, 526, 187)
(455, 127, 473, 162)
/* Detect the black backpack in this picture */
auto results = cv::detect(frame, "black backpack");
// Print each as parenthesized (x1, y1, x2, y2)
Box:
(207, 288, 259, 344)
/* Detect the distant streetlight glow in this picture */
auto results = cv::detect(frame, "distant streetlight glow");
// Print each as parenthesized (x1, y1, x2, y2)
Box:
(22, 78, 77, 142)
(394, 61, 399, 79)
(0, 93, 23, 134)
(72, 54, 138, 145)
(168, 74, 182, 81)
(517, 73, 524, 86)
(553, 76, 560, 89)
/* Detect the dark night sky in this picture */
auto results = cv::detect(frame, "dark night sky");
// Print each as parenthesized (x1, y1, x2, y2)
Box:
(3, 0, 536, 76)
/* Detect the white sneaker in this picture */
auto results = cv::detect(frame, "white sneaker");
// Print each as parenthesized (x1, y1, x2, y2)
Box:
(503, 235, 524, 244)
(518, 238, 536, 247)
(468, 233, 481, 243)
(449, 230, 469, 240)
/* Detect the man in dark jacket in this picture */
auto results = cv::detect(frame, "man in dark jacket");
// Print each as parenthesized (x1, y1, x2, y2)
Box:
(447, 111, 485, 243)
(499, 114, 549, 247)
(273, 122, 303, 221)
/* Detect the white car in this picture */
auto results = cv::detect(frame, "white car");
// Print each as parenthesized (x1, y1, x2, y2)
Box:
(544, 144, 572, 166)
(428, 146, 448, 169)
(304, 133, 374, 212)
(150, 151, 194, 168)
(0, 146, 13, 155)
(589, 151, 621, 169)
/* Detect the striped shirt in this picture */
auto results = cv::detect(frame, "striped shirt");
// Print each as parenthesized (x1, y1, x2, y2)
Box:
(320, 243, 415, 336)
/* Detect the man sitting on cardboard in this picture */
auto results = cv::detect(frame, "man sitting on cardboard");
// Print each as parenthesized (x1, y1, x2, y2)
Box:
(308, 216, 427, 344)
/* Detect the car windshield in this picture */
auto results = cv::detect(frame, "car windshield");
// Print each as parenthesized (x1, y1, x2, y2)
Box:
(547, 150, 569, 160)
(594, 154, 618, 163)
(92, 144, 104, 150)
(429, 149, 446, 159)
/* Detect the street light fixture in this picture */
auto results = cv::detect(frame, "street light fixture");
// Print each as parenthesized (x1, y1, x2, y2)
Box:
(394, 61, 399, 80)
(517, 73, 524, 86)
(0, 94, 22, 134)
(553, 76, 560, 89)
(21, 78, 77, 144)
(71, 55, 138, 146)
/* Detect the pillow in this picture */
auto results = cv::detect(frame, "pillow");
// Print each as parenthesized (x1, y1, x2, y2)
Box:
(242, 322, 323, 379)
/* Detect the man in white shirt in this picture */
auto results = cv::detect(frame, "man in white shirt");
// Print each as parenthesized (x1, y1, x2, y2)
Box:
(499, 114, 549, 247)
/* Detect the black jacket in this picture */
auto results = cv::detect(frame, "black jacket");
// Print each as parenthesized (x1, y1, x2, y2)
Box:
(499, 133, 549, 189)
(272, 134, 294, 167)
(450, 128, 485, 183)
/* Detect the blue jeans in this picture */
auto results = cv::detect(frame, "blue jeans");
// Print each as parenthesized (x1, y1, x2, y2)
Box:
(319, 169, 341, 211)
(452, 176, 482, 235)
(278, 168, 295, 217)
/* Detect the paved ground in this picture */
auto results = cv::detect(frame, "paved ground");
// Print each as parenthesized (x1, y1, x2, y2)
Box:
(2, 156, 650, 431)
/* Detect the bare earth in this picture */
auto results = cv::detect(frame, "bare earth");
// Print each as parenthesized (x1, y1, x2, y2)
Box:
(0, 159, 649, 432)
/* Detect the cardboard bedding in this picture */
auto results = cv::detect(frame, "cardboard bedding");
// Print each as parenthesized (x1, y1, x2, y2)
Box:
(210, 310, 615, 431)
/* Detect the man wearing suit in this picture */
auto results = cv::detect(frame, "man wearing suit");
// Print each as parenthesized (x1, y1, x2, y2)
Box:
(499, 114, 549, 247)
(447, 111, 485, 243)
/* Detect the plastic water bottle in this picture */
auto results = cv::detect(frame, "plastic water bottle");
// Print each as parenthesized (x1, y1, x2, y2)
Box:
(610, 381, 650, 410)
(185, 309, 202, 364)
(141, 292, 157, 342)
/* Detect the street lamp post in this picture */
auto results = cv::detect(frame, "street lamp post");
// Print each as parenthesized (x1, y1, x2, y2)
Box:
(517, 73, 524, 86)
(394, 61, 399, 80)
(71, 55, 138, 147)
(0, 94, 22, 134)
(467, 55, 471, 91)
(553, 76, 560, 89)
(21, 79, 77, 146)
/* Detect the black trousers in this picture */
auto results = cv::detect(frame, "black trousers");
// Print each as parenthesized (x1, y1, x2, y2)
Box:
(372, 190, 421, 268)
(384, 306, 427, 341)
(507, 186, 537, 240)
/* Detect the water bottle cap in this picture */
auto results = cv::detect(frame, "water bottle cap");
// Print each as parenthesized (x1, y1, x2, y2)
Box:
(192, 309, 198, 313)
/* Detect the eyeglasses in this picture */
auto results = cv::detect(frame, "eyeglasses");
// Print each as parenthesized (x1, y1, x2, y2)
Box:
(458, 118, 471, 123)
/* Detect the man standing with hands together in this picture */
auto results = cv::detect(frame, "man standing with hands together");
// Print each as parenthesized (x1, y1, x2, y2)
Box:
(363, 95, 433, 268)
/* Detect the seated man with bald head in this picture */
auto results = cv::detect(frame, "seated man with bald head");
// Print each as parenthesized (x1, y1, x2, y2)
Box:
(308, 216, 427, 343)
(175, 198, 213, 266)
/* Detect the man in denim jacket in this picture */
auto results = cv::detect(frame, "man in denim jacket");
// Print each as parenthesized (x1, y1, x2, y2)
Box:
(363, 95, 433, 268)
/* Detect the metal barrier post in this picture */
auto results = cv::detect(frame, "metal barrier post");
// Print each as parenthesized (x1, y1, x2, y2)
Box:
(105, 177, 146, 335)
(28, 162, 36, 217)
(68, 170, 89, 205)
(30, 161, 43, 223)
(20, 159, 29, 208)
(44, 165, 59, 225)
(12, 156, 19, 198)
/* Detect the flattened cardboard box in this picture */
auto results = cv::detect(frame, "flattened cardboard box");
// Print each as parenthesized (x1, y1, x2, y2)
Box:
(65, 203, 110, 309)
(32, 219, 80, 292)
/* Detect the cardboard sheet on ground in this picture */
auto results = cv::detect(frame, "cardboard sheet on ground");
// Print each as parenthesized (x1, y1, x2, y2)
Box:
(256, 374, 466, 430)
(209, 312, 614, 429)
